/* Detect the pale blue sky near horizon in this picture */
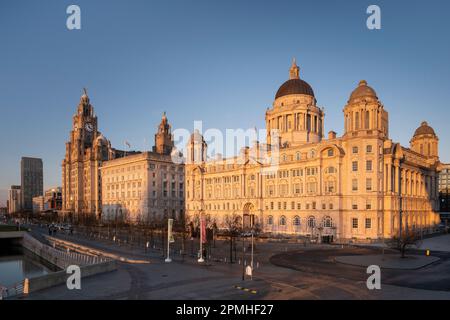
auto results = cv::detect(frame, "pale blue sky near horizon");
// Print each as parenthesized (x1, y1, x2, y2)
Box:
(1, 0, 450, 205)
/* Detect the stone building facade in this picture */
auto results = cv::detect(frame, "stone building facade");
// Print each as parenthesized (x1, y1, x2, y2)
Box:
(185, 61, 441, 241)
(100, 114, 185, 223)
(61, 90, 131, 221)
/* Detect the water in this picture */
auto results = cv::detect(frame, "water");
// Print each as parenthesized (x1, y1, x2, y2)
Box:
(0, 246, 56, 287)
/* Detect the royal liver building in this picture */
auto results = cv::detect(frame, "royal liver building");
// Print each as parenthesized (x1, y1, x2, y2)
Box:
(61, 90, 128, 221)
(185, 60, 442, 241)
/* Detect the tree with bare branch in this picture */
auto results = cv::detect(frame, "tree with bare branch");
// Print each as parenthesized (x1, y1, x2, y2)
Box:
(223, 213, 242, 263)
(388, 228, 423, 258)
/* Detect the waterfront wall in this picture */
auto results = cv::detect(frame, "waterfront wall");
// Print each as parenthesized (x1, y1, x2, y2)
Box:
(22, 233, 110, 269)
(27, 260, 117, 293)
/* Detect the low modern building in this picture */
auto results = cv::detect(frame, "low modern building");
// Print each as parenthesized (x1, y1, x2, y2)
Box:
(100, 113, 185, 224)
(8, 185, 21, 214)
(32, 195, 46, 213)
(45, 187, 63, 211)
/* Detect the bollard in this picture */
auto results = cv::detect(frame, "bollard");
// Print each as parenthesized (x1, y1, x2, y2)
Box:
(23, 278, 29, 295)
(257, 262, 259, 269)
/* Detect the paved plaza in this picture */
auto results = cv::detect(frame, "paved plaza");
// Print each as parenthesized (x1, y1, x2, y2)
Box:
(16, 227, 450, 300)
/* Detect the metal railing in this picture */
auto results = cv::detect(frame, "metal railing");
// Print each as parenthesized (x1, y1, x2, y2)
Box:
(22, 233, 109, 269)
(0, 280, 24, 300)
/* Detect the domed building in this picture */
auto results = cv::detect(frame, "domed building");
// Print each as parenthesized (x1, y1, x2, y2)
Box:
(185, 60, 441, 241)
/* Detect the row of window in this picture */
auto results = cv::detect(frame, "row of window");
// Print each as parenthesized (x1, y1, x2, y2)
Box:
(352, 218, 372, 229)
(266, 215, 333, 228)
(352, 160, 373, 172)
(266, 201, 334, 210)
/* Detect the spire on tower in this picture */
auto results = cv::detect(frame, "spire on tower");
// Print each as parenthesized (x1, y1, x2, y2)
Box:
(289, 58, 300, 80)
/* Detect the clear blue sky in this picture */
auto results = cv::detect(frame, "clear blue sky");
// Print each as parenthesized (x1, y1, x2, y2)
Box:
(1, 0, 449, 205)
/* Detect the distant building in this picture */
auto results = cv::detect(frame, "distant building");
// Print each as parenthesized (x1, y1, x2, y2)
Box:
(101, 113, 184, 223)
(8, 185, 21, 214)
(45, 187, 62, 211)
(439, 163, 450, 224)
(21, 157, 43, 211)
(32, 195, 46, 213)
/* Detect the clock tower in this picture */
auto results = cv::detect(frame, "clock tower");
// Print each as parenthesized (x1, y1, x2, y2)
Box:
(62, 89, 113, 222)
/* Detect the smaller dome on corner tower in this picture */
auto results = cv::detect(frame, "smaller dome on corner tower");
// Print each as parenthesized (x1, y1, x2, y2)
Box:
(413, 121, 437, 137)
(349, 80, 377, 102)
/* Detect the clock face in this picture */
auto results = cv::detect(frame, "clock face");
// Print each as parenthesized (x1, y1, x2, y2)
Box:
(85, 123, 93, 132)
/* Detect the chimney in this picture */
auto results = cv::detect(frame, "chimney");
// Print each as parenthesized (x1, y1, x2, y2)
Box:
(328, 131, 336, 140)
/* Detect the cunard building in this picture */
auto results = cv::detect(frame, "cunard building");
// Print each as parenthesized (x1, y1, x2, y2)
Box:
(185, 60, 442, 241)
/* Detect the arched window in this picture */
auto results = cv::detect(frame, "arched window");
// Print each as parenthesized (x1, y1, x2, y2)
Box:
(308, 216, 316, 228)
(323, 216, 332, 228)
(327, 149, 334, 157)
(296, 152, 301, 161)
(355, 112, 360, 129)
(365, 110, 370, 129)
(267, 215, 273, 225)
(279, 216, 286, 226)
(293, 216, 300, 226)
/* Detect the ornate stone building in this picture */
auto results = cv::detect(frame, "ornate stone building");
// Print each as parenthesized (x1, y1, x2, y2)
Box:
(185, 61, 441, 241)
(100, 113, 184, 223)
(61, 90, 131, 221)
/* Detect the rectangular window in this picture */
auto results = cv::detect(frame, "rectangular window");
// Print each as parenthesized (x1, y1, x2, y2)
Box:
(366, 145, 373, 153)
(366, 201, 372, 210)
(352, 179, 358, 191)
(352, 146, 358, 154)
(352, 161, 358, 172)
(366, 178, 372, 191)
(365, 218, 371, 229)
(352, 218, 358, 229)
(297, 203, 301, 210)
(352, 203, 358, 210)
(366, 160, 373, 171)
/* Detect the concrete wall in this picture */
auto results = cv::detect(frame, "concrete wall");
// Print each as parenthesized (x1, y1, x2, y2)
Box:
(0, 231, 26, 239)
(27, 260, 117, 293)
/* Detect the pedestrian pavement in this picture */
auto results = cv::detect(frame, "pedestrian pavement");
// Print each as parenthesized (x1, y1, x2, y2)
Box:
(417, 233, 450, 252)
(335, 254, 440, 269)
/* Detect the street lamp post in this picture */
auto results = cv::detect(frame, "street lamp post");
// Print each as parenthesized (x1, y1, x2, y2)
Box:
(198, 217, 204, 263)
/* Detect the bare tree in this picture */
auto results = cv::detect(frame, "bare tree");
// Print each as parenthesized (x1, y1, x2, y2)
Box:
(223, 213, 242, 263)
(388, 228, 423, 258)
